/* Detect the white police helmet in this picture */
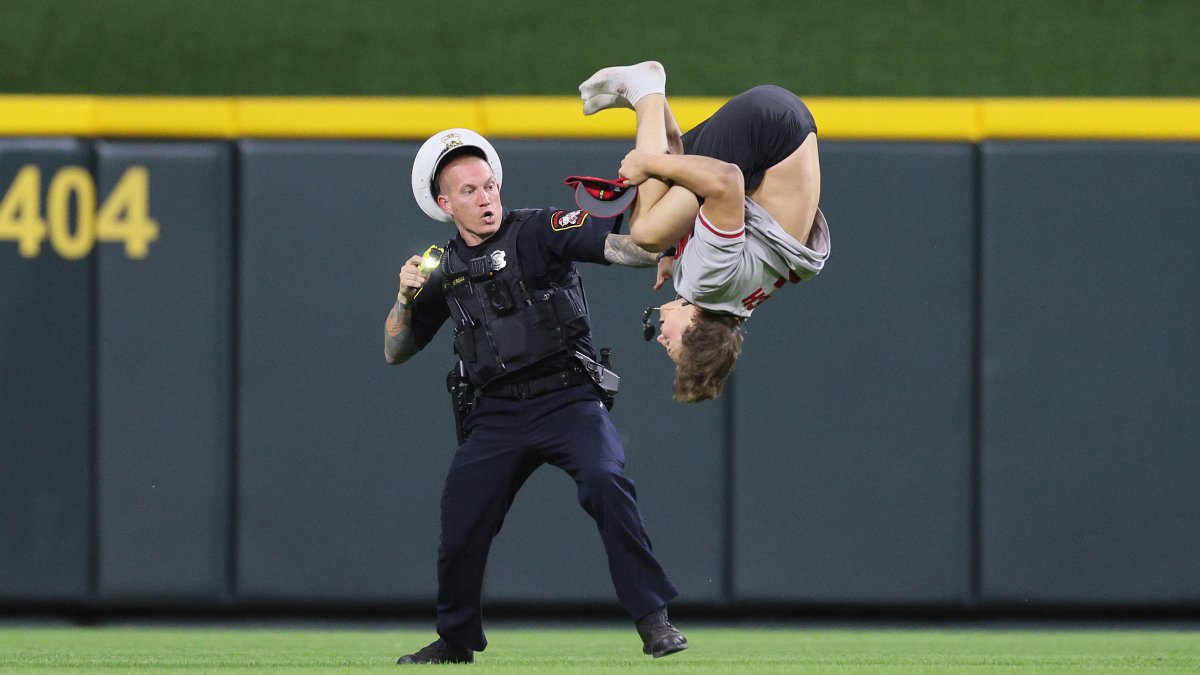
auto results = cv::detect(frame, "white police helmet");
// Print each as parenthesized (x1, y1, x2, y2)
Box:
(411, 128, 504, 223)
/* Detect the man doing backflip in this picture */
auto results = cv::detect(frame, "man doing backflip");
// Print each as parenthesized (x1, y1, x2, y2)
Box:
(577, 62, 831, 403)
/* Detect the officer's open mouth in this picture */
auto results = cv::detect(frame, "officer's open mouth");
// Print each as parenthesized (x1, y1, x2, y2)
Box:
(482, 210, 495, 222)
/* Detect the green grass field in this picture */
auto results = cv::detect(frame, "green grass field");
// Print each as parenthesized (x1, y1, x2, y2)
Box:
(2, 0, 1199, 96)
(3, 624, 1200, 673)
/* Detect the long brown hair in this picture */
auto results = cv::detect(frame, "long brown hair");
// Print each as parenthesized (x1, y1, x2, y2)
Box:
(673, 310, 744, 403)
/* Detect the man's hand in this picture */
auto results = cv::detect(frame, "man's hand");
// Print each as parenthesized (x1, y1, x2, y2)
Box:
(654, 254, 674, 291)
(398, 254, 429, 303)
(619, 149, 654, 186)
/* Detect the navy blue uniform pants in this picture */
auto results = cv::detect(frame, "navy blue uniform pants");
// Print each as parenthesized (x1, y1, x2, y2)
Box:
(434, 383, 678, 652)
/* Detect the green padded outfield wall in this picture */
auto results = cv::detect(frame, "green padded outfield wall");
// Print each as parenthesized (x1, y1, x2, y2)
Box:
(234, 140, 435, 605)
(732, 143, 977, 606)
(3, 136, 1200, 613)
(977, 142, 1200, 606)
(93, 141, 233, 604)
(0, 139, 94, 603)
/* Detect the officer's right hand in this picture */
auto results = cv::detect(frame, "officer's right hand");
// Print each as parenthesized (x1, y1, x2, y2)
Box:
(397, 255, 428, 303)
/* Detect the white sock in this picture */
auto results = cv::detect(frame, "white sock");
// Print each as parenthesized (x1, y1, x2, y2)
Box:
(579, 61, 666, 112)
(582, 93, 629, 116)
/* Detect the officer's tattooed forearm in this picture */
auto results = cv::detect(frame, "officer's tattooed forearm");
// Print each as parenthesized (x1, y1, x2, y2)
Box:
(384, 298, 418, 364)
(604, 234, 660, 267)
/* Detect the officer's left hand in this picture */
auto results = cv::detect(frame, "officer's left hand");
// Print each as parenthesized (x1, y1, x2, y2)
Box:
(398, 255, 429, 302)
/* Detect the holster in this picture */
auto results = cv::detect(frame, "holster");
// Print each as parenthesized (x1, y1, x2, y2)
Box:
(446, 360, 476, 444)
(574, 348, 620, 410)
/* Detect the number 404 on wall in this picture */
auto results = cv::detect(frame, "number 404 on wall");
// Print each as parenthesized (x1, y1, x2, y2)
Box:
(0, 165, 159, 259)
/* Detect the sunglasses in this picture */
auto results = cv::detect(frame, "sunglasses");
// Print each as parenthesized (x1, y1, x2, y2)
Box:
(640, 299, 693, 342)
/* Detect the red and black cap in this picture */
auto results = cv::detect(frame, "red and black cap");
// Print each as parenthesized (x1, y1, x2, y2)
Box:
(563, 175, 638, 218)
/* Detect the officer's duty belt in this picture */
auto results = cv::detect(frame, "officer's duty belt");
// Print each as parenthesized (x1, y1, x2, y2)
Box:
(481, 368, 587, 400)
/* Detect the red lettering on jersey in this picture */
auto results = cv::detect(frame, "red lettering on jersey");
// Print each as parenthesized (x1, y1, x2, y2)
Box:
(742, 288, 769, 311)
(744, 272, 804, 311)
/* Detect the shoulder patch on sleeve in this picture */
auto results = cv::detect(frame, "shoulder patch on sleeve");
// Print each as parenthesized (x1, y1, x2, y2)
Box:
(550, 209, 588, 232)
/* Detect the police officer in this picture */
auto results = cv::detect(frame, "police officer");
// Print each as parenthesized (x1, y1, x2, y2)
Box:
(385, 129, 688, 664)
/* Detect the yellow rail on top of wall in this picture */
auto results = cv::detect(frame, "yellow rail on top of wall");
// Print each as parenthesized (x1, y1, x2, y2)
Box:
(1, 96, 1199, 141)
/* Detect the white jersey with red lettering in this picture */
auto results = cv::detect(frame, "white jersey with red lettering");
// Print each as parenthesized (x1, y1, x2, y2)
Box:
(672, 196, 830, 318)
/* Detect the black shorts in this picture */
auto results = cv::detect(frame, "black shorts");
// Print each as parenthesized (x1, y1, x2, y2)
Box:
(682, 85, 816, 193)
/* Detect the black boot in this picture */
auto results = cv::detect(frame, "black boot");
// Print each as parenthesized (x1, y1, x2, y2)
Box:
(635, 607, 688, 658)
(397, 637, 474, 665)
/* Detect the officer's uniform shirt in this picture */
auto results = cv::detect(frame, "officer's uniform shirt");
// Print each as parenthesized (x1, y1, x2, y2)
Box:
(408, 207, 619, 387)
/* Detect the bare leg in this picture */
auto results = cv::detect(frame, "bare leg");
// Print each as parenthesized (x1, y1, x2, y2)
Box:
(629, 93, 671, 223)
(663, 99, 684, 156)
(627, 94, 702, 251)
(579, 62, 696, 251)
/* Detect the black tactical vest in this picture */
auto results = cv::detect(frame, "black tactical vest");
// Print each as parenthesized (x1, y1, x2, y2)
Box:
(440, 210, 592, 389)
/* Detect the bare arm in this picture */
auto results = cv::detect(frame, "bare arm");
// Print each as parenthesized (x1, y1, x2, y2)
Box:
(384, 255, 427, 365)
(384, 297, 418, 365)
(621, 150, 744, 248)
(604, 233, 660, 267)
(624, 151, 744, 211)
